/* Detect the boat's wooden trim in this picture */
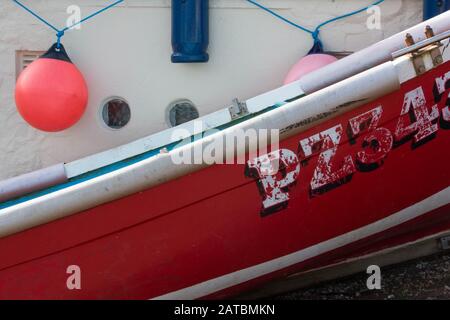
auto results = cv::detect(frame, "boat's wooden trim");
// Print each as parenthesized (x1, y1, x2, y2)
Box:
(237, 230, 450, 300)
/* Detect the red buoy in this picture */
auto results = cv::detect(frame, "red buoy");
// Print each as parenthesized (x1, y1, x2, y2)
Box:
(15, 44, 88, 132)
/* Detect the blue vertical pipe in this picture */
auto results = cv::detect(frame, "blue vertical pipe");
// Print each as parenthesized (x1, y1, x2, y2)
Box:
(423, 0, 450, 20)
(171, 0, 209, 63)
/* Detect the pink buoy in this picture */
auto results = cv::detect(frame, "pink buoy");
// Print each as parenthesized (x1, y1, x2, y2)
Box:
(284, 54, 338, 85)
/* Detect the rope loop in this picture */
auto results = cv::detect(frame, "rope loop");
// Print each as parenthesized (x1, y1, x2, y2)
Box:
(56, 30, 65, 49)
(312, 29, 320, 42)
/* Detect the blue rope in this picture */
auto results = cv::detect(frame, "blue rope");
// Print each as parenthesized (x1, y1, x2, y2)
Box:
(12, 0, 124, 48)
(245, 0, 313, 34)
(12, 0, 60, 33)
(246, 0, 385, 53)
(14, 0, 385, 52)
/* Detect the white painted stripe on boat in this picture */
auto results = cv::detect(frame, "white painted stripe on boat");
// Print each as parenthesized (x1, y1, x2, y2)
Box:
(153, 188, 450, 300)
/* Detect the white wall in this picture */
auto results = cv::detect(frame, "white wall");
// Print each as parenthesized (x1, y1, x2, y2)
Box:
(0, 0, 423, 180)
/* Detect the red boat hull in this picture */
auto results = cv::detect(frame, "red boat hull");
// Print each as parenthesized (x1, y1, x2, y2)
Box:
(0, 62, 449, 300)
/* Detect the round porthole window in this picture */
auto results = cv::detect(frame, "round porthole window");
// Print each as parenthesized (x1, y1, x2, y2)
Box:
(167, 99, 199, 127)
(101, 97, 131, 130)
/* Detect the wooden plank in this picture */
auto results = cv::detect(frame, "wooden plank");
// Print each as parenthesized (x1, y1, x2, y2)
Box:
(237, 230, 450, 300)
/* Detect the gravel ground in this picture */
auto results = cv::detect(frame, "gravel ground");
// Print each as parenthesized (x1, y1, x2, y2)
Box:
(276, 252, 450, 300)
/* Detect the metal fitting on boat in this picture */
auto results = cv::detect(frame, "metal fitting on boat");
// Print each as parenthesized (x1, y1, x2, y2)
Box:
(229, 98, 249, 120)
(405, 33, 416, 46)
(397, 29, 448, 75)
(425, 25, 435, 38)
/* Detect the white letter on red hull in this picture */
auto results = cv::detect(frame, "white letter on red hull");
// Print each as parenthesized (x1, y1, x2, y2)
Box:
(348, 106, 393, 168)
(395, 87, 439, 144)
(299, 125, 356, 195)
(246, 149, 300, 215)
(435, 71, 450, 123)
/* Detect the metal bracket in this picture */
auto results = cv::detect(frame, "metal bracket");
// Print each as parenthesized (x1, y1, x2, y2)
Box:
(410, 43, 443, 75)
(411, 51, 427, 75)
(411, 42, 444, 75)
(392, 29, 450, 59)
(395, 28, 447, 76)
(440, 236, 450, 250)
(229, 98, 249, 120)
(430, 45, 444, 67)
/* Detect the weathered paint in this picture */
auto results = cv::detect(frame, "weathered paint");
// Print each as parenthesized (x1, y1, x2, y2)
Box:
(248, 67, 449, 213)
(299, 125, 356, 194)
(246, 149, 300, 214)
(394, 87, 439, 143)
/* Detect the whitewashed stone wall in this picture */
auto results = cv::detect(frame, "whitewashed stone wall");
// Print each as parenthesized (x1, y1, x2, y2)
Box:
(0, 0, 422, 180)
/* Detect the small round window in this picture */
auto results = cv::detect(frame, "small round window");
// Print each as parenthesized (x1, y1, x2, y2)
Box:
(167, 99, 199, 127)
(101, 98, 131, 129)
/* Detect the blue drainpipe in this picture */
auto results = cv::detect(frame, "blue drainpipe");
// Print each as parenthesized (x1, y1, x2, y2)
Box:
(423, 0, 450, 20)
(171, 0, 210, 63)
